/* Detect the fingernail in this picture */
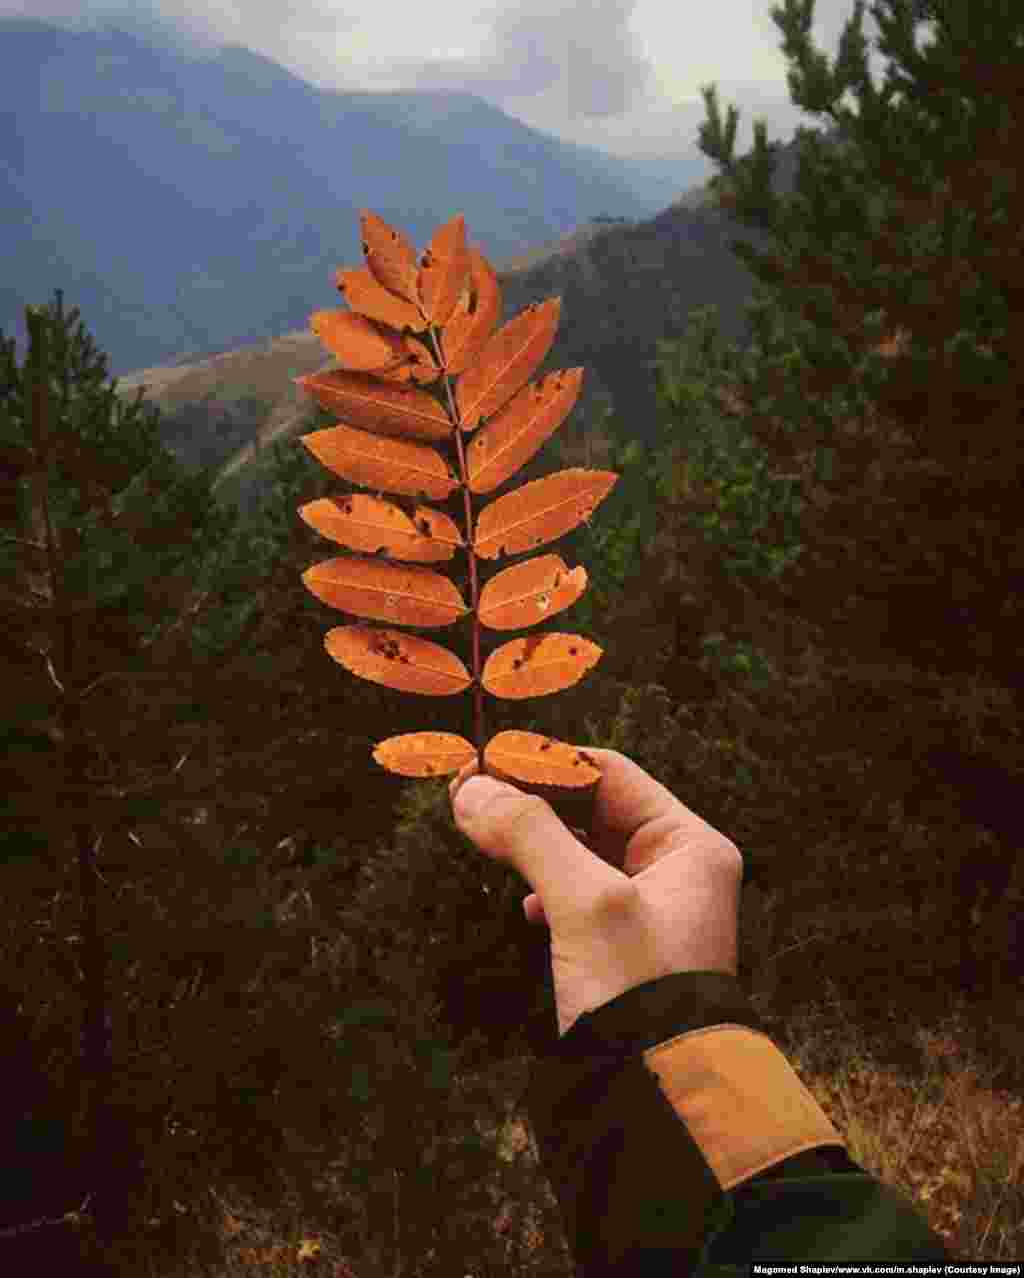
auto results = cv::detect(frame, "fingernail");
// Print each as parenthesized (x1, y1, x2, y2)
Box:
(453, 774, 506, 819)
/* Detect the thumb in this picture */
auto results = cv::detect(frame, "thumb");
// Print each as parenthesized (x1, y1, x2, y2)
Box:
(452, 774, 627, 920)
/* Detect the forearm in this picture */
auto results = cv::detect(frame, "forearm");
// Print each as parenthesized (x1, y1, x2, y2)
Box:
(523, 971, 952, 1274)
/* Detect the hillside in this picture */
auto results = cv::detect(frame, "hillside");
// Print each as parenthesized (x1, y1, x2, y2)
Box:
(108, 124, 824, 531)
(1, 16, 708, 379)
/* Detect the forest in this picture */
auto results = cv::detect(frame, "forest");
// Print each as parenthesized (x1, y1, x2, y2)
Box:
(1, 1, 1021, 1273)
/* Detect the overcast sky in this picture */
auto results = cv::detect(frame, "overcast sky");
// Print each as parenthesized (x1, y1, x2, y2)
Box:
(5, 0, 940, 167)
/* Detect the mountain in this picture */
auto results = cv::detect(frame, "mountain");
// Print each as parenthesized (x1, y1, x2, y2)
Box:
(0, 16, 708, 378)
(104, 122, 848, 537)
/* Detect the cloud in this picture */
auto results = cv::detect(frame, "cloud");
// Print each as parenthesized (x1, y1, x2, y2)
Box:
(1, 0, 944, 161)
(390, 0, 656, 121)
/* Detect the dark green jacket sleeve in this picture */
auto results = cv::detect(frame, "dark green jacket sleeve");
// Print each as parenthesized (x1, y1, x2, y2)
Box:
(522, 972, 953, 1275)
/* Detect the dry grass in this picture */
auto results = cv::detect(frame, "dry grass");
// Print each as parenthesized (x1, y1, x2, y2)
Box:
(133, 971, 1021, 1277)
(763, 980, 1024, 1263)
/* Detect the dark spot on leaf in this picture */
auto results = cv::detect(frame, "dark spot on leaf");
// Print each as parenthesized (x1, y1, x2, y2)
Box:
(513, 658, 522, 670)
(540, 740, 551, 751)
(569, 647, 577, 656)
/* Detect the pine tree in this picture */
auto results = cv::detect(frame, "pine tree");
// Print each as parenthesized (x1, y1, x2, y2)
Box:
(692, 0, 1023, 994)
(0, 290, 321, 1265)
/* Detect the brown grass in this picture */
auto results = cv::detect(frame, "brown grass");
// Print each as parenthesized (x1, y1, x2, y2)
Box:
(133, 967, 1021, 1277)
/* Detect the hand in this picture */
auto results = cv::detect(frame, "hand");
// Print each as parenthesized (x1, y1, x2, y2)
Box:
(449, 748, 744, 1037)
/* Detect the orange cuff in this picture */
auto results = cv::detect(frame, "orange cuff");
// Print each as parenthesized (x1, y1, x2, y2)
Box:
(643, 1023, 845, 1191)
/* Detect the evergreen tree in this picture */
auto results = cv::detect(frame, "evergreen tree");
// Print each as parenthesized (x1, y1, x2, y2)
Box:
(0, 291, 332, 1267)
(691, 0, 1022, 993)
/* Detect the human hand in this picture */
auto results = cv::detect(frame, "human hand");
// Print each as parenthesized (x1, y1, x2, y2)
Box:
(449, 748, 744, 1037)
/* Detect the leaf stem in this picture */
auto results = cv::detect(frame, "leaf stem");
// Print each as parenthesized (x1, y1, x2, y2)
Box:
(423, 322, 487, 777)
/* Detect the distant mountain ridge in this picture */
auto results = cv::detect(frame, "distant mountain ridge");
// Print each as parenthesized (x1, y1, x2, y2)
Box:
(1, 16, 709, 377)
(106, 121, 848, 532)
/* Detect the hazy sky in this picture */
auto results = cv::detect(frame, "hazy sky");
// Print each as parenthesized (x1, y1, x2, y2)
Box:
(4, 0, 940, 164)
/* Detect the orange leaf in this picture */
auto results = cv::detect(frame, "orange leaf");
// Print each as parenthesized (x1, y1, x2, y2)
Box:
(417, 214, 471, 329)
(310, 309, 409, 373)
(335, 264, 425, 332)
(473, 468, 619, 560)
(299, 423, 460, 501)
(373, 731, 476, 777)
(485, 730, 602, 788)
(295, 368, 453, 443)
(481, 633, 602, 699)
(440, 247, 502, 376)
(299, 209, 623, 800)
(298, 494, 463, 562)
(455, 297, 561, 431)
(477, 554, 586, 630)
(370, 333, 442, 386)
(324, 625, 472, 695)
(302, 557, 469, 627)
(466, 367, 584, 494)
(360, 209, 422, 308)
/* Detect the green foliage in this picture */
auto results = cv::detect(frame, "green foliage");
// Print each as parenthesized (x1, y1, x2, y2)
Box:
(0, 290, 251, 667)
(645, 302, 806, 583)
(698, 633, 776, 691)
(691, 0, 1024, 1008)
(570, 454, 651, 643)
